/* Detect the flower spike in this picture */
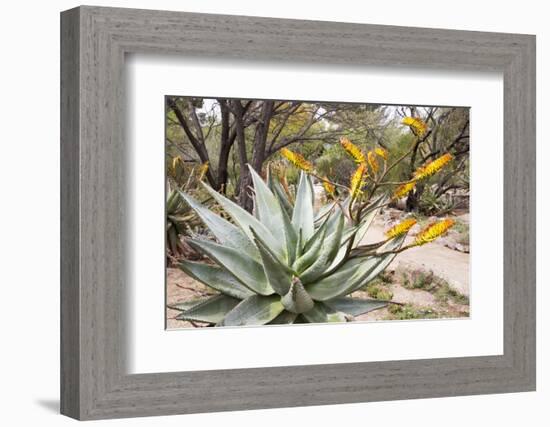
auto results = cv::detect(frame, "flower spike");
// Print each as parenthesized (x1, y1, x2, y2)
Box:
(340, 137, 366, 164)
(385, 218, 417, 239)
(280, 148, 314, 172)
(374, 147, 388, 160)
(414, 219, 455, 246)
(322, 177, 336, 197)
(414, 153, 453, 180)
(350, 163, 368, 198)
(393, 181, 416, 199)
(402, 117, 428, 137)
(198, 161, 209, 181)
(367, 151, 379, 174)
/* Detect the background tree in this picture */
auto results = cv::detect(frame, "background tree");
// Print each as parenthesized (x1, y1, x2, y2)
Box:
(166, 97, 469, 215)
(167, 97, 338, 210)
(392, 107, 469, 213)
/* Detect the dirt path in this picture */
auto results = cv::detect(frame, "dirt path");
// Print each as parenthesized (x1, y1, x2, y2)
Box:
(362, 221, 470, 296)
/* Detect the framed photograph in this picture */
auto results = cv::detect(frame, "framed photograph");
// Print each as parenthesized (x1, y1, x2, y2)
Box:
(61, 6, 536, 420)
(165, 96, 472, 330)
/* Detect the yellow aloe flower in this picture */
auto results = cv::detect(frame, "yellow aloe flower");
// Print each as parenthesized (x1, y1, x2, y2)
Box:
(198, 161, 209, 181)
(393, 181, 416, 199)
(350, 163, 367, 198)
(322, 178, 335, 197)
(385, 218, 417, 239)
(374, 147, 388, 160)
(340, 137, 366, 163)
(414, 219, 455, 246)
(414, 153, 453, 180)
(402, 116, 428, 137)
(171, 156, 183, 171)
(367, 151, 379, 174)
(280, 148, 314, 172)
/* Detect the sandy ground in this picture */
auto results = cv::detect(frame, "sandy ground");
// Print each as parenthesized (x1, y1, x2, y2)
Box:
(166, 269, 216, 329)
(362, 219, 470, 296)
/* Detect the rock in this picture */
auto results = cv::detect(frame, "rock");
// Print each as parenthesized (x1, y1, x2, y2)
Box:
(455, 243, 469, 253)
(390, 283, 437, 306)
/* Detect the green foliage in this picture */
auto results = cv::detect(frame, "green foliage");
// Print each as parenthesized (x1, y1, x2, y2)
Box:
(173, 169, 403, 326)
(401, 269, 436, 291)
(386, 304, 439, 320)
(166, 97, 469, 217)
(398, 267, 469, 306)
(365, 283, 393, 301)
(166, 187, 197, 259)
(435, 283, 469, 305)
(417, 186, 454, 216)
(315, 147, 357, 187)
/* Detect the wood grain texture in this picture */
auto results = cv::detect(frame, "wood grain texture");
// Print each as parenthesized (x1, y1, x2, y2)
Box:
(60, 7, 80, 419)
(60, 6, 536, 420)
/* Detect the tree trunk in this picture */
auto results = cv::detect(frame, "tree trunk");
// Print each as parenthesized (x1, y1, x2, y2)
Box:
(217, 100, 232, 194)
(250, 101, 275, 172)
(167, 97, 219, 190)
(406, 184, 424, 212)
(230, 100, 253, 212)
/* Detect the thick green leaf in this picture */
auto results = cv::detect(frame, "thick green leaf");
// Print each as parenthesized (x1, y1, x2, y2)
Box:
(267, 167, 293, 218)
(325, 225, 359, 272)
(187, 238, 274, 296)
(295, 229, 304, 259)
(349, 241, 387, 257)
(314, 201, 337, 224)
(344, 249, 402, 295)
(251, 229, 293, 296)
(268, 310, 298, 324)
(249, 166, 298, 264)
(280, 204, 298, 265)
(305, 257, 372, 300)
(302, 302, 349, 323)
(291, 172, 314, 242)
(220, 295, 285, 326)
(324, 297, 388, 317)
(281, 280, 315, 314)
(167, 227, 180, 253)
(166, 190, 181, 213)
(176, 295, 240, 324)
(352, 195, 387, 248)
(168, 298, 207, 312)
(293, 226, 326, 273)
(307, 236, 406, 300)
(299, 212, 345, 284)
(248, 166, 288, 247)
(179, 192, 259, 261)
(178, 260, 255, 300)
(352, 206, 377, 249)
(324, 205, 343, 235)
(202, 183, 284, 258)
(303, 209, 331, 253)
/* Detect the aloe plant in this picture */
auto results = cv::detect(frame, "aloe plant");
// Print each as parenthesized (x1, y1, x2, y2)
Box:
(166, 183, 202, 260)
(172, 166, 407, 326)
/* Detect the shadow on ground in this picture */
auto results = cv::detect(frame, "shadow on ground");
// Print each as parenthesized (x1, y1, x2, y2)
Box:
(35, 399, 59, 414)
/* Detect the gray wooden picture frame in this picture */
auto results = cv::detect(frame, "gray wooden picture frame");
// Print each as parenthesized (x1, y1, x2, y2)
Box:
(60, 5, 536, 420)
